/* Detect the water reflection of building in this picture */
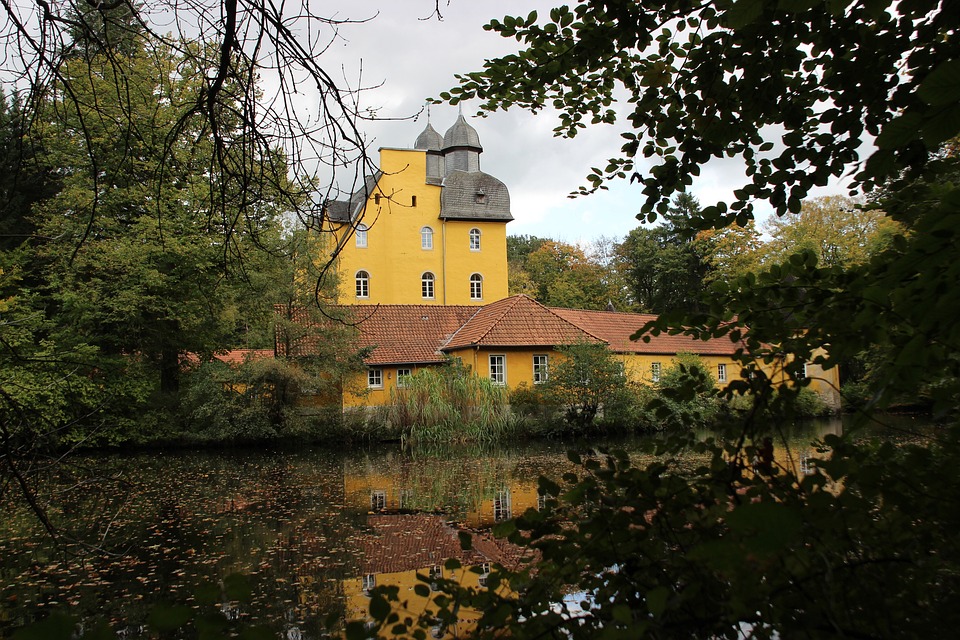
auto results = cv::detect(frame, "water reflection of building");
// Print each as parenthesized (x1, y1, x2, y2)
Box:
(344, 514, 527, 636)
(343, 471, 541, 528)
(748, 418, 844, 478)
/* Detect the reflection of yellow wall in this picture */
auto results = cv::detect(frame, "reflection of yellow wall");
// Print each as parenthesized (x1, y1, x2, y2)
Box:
(345, 565, 497, 638)
(344, 473, 408, 512)
(750, 418, 843, 478)
(468, 482, 540, 528)
(326, 148, 509, 306)
(343, 472, 542, 528)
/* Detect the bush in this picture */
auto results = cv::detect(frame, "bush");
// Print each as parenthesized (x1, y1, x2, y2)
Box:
(647, 353, 723, 429)
(543, 341, 628, 431)
(508, 382, 560, 425)
(598, 381, 657, 433)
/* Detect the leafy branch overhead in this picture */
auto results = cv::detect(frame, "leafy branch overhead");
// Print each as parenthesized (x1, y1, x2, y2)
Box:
(442, 0, 960, 225)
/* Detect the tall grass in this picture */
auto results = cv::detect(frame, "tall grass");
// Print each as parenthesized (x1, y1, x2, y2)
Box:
(382, 367, 514, 444)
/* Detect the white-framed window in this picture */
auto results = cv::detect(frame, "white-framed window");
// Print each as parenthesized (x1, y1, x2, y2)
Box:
(469, 228, 481, 251)
(651, 362, 661, 383)
(355, 270, 370, 298)
(494, 489, 512, 522)
(421, 272, 435, 299)
(368, 368, 383, 388)
(797, 361, 808, 379)
(370, 489, 386, 511)
(489, 354, 505, 386)
(717, 363, 727, 383)
(533, 354, 549, 384)
(355, 223, 368, 248)
(470, 273, 483, 300)
(478, 562, 491, 588)
(362, 573, 376, 595)
(421, 226, 433, 250)
(397, 368, 412, 387)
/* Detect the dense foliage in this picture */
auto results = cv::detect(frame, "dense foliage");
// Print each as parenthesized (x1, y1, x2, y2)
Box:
(0, 36, 353, 450)
(366, 0, 960, 637)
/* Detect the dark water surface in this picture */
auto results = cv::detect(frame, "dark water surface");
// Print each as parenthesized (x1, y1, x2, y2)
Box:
(1, 417, 923, 637)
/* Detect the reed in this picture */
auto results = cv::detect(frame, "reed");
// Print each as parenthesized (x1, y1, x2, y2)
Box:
(383, 367, 514, 444)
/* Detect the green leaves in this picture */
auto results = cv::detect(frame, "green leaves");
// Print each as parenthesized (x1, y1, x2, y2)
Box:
(725, 501, 803, 553)
(917, 59, 960, 106)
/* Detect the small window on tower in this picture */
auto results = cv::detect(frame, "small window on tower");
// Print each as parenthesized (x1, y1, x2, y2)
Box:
(411, 195, 417, 207)
(475, 188, 486, 204)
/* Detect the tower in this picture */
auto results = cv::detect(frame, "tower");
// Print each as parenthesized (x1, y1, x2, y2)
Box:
(325, 115, 513, 306)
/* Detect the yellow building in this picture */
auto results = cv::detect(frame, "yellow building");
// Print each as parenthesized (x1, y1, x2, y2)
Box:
(278, 117, 841, 410)
(278, 294, 838, 410)
(324, 115, 511, 306)
(343, 513, 527, 638)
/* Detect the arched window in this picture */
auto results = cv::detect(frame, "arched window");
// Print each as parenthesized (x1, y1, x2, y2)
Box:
(469, 228, 481, 251)
(355, 223, 368, 248)
(470, 273, 483, 300)
(421, 226, 433, 250)
(355, 270, 370, 298)
(421, 272, 435, 299)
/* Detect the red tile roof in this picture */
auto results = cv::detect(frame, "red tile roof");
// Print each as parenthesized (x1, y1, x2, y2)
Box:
(551, 307, 742, 356)
(443, 295, 601, 350)
(359, 514, 525, 574)
(276, 297, 745, 366)
(347, 305, 479, 365)
(213, 349, 275, 365)
(181, 349, 274, 368)
(276, 304, 478, 366)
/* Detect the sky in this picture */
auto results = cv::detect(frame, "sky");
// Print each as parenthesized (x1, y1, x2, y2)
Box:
(310, 1, 852, 247)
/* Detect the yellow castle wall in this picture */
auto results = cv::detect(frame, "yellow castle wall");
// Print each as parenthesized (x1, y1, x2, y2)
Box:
(326, 347, 840, 410)
(327, 148, 509, 306)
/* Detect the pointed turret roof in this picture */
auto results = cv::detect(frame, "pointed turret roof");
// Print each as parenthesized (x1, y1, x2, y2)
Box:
(415, 122, 443, 151)
(442, 114, 482, 151)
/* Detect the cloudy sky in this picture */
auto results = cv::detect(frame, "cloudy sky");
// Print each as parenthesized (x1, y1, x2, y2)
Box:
(311, 1, 850, 246)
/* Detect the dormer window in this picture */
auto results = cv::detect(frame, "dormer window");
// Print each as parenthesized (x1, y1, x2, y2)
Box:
(356, 223, 368, 248)
(475, 188, 486, 204)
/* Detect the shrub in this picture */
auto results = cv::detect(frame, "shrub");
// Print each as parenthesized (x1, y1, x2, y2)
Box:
(599, 381, 657, 433)
(543, 341, 628, 431)
(647, 353, 723, 430)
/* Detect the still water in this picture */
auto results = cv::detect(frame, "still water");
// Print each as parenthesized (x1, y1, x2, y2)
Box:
(0, 417, 905, 637)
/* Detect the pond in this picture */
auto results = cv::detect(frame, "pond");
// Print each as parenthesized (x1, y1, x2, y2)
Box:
(0, 416, 922, 637)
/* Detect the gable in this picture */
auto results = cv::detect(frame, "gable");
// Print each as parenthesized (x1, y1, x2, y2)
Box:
(443, 295, 600, 350)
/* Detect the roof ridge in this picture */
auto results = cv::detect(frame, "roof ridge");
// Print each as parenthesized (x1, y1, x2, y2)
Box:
(473, 295, 527, 344)
(542, 301, 609, 344)
(439, 303, 488, 349)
